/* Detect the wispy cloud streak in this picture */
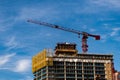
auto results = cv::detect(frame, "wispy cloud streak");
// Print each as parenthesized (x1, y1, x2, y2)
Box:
(4, 36, 18, 50)
(110, 27, 120, 37)
(0, 53, 16, 66)
(0, 54, 31, 73)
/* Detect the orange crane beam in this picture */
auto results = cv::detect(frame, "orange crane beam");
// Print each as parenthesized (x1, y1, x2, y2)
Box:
(27, 19, 100, 53)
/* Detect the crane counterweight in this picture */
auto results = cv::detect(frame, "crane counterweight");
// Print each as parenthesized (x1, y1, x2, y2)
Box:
(27, 19, 100, 53)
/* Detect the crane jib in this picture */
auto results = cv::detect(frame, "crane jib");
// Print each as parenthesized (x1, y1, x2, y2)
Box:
(27, 19, 100, 53)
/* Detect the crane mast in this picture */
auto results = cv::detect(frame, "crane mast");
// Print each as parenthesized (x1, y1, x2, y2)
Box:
(27, 19, 100, 53)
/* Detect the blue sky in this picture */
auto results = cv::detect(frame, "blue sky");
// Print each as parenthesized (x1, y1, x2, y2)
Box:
(0, 0, 120, 80)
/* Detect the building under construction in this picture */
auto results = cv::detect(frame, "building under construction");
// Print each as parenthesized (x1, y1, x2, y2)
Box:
(32, 42, 114, 80)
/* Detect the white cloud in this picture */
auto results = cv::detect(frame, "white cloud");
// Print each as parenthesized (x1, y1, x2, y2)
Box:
(99, 27, 120, 42)
(112, 27, 120, 31)
(0, 17, 16, 32)
(81, 25, 87, 29)
(25, 76, 33, 80)
(16, 6, 59, 22)
(105, 0, 120, 8)
(110, 31, 116, 37)
(18, 76, 33, 80)
(89, 28, 96, 32)
(5, 36, 18, 50)
(75, 0, 120, 14)
(92, 0, 120, 9)
(0, 53, 31, 73)
(114, 37, 120, 42)
(110, 27, 120, 37)
(4, 36, 24, 51)
(46, 33, 52, 37)
(0, 53, 16, 66)
(0, 27, 6, 32)
(100, 34, 108, 42)
(13, 59, 31, 73)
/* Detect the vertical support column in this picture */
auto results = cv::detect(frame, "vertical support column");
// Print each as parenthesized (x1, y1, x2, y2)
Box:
(82, 62, 84, 80)
(64, 61, 66, 80)
(93, 62, 96, 80)
(40, 69, 42, 80)
(46, 66, 48, 80)
(104, 63, 107, 80)
(41, 69, 43, 80)
(75, 62, 77, 80)
(36, 72, 38, 80)
(35, 72, 38, 80)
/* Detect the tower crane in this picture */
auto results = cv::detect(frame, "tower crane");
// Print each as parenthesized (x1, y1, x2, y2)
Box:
(27, 19, 100, 53)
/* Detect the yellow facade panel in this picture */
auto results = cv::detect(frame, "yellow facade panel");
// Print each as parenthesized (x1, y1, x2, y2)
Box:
(32, 49, 53, 73)
(32, 49, 47, 73)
